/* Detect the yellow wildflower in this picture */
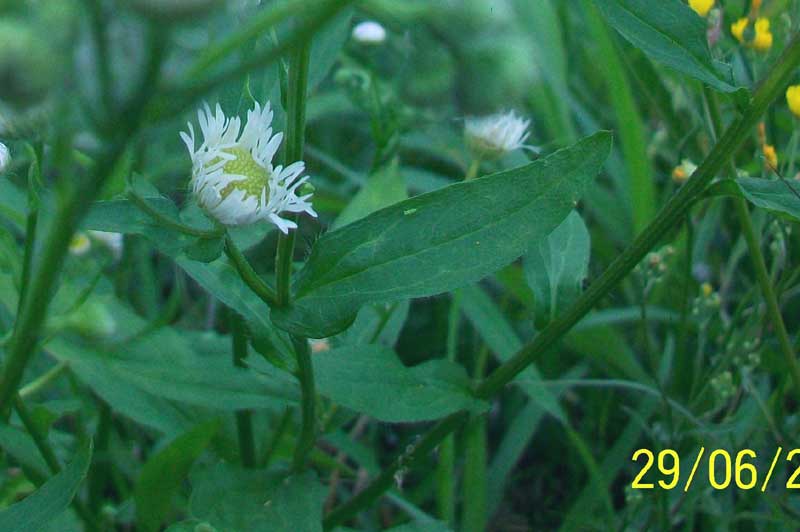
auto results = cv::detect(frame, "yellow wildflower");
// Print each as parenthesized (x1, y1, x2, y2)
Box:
(786, 85, 800, 118)
(689, 0, 714, 17)
(753, 18, 773, 52)
(763, 144, 778, 169)
(732, 17, 773, 52)
(731, 18, 748, 42)
(701, 283, 713, 298)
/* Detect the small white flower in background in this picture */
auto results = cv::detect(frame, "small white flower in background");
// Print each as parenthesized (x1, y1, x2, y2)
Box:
(352, 21, 387, 45)
(0, 141, 9, 173)
(89, 230, 124, 259)
(69, 232, 92, 256)
(181, 102, 317, 233)
(465, 110, 533, 161)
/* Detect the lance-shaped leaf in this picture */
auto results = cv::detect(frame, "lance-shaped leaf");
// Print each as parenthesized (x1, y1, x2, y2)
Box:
(592, 0, 739, 93)
(273, 132, 612, 337)
(0, 440, 92, 532)
(525, 210, 591, 326)
(706, 177, 800, 222)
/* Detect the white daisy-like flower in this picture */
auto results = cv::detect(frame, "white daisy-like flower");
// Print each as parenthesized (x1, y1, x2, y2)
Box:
(0, 141, 9, 173)
(352, 21, 387, 45)
(464, 111, 533, 161)
(180, 102, 317, 233)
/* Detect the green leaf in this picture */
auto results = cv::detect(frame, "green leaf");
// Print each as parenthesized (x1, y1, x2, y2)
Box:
(314, 345, 487, 422)
(524, 211, 590, 326)
(332, 160, 407, 230)
(274, 132, 613, 337)
(0, 424, 50, 479)
(705, 177, 800, 222)
(591, 0, 738, 92)
(135, 421, 220, 532)
(0, 440, 92, 532)
(188, 463, 327, 532)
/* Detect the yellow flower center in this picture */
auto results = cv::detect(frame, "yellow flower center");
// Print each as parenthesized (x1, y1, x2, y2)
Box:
(217, 147, 270, 200)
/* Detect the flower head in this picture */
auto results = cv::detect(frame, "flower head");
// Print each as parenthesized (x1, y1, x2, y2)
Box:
(0, 142, 9, 173)
(69, 232, 91, 256)
(732, 17, 772, 52)
(788, 85, 800, 119)
(672, 159, 697, 184)
(181, 102, 316, 233)
(762, 144, 778, 169)
(731, 18, 748, 42)
(753, 18, 773, 52)
(352, 21, 387, 45)
(465, 111, 532, 161)
(689, 0, 714, 17)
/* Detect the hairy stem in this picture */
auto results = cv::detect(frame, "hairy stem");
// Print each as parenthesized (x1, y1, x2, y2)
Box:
(231, 312, 257, 468)
(224, 234, 278, 307)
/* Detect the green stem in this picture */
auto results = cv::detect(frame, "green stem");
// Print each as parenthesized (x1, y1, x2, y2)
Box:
(463, 341, 489, 532)
(275, 37, 311, 306)
(291, 335, 316, 472)
(127, 188, 222, 239)
(224, 234, 278, 307)
(19, 361, 69, 399)
(0, 25, 166, 416)
(231, 312, 257, 468)
(464, 158, 481, 180)
(734, 197, 800, 396)
(435, 294, 460, 525)
(704, 87, 800, 399)
(323, 412, 468, 530)
(324, 34, 800, 526)
(84, 0, 113, 114)
(274, 26, 317, 473)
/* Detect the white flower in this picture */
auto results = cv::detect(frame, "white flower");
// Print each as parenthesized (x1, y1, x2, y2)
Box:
(352, 21, 387, 45)
(69, 232, 91, 256)
(465, 111, 533, 160)
(181, 102, 317, 233)
(89, 230, 124, 259)
(0, 141, 9, 173)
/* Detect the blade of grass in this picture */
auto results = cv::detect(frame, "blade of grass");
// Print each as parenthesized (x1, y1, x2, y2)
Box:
(581, 0, 656, 233)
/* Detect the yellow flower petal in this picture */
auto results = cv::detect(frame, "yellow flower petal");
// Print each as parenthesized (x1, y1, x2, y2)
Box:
(689, 0, 714, 17)
(787, 85, 800, 119)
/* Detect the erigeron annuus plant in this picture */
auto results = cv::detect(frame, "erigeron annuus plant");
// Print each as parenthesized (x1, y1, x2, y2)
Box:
(1, 1, 800, 531)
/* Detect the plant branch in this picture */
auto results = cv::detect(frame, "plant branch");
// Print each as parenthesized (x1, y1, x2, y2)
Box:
(231, 311, 257, 468)
(223, 234, 278, 307)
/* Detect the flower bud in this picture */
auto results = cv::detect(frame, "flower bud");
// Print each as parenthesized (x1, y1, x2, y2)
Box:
(352, 21, 387, 45)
